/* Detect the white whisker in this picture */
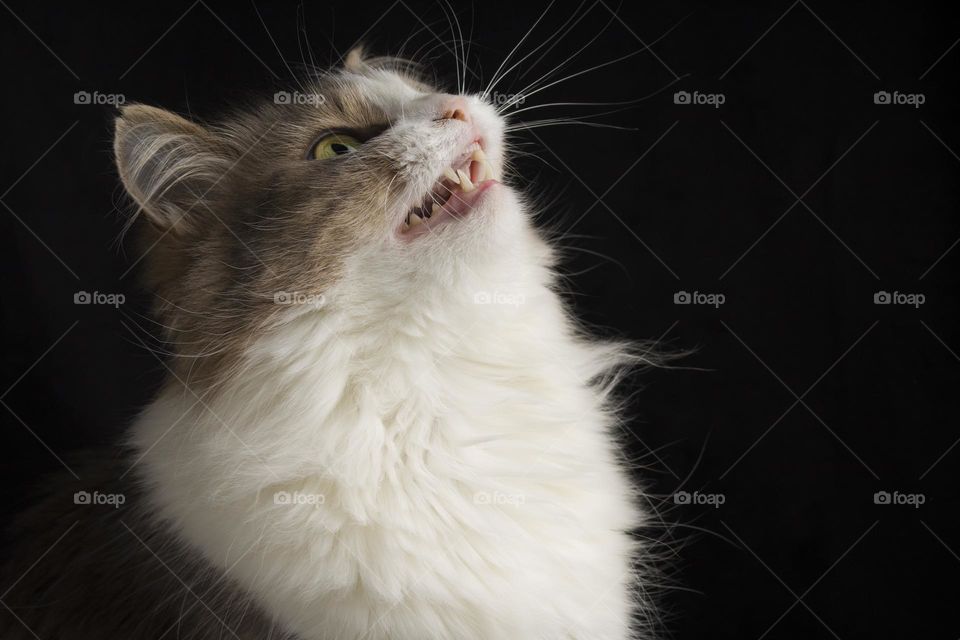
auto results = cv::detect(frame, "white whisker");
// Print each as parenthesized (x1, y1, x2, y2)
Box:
(496, 4, 618, 113)
(481, 0, 557, 99)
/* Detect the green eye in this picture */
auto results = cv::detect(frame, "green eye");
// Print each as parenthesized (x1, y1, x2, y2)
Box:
(311, 133, 360, 159)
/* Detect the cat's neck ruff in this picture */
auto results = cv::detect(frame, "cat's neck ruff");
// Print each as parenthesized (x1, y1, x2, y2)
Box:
(127, 217, 644, 639)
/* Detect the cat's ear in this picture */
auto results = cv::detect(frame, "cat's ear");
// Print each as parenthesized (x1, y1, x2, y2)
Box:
(344, 46, 366, 71)
(344, 47, 423, 81)
(114, 104, 230, 234)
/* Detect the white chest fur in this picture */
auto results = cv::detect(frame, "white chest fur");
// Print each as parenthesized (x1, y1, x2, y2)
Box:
(130, 260, 646, 640)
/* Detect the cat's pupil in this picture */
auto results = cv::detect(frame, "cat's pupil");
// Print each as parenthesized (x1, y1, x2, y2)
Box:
(332, 143, 350, 155)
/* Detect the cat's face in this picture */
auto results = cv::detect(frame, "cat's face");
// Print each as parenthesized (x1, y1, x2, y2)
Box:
(114, 53, 533, 377)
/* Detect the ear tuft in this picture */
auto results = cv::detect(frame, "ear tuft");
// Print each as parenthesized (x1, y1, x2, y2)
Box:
(114, 104, 229, 234)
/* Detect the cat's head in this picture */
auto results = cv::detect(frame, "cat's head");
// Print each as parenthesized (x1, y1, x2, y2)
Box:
(114, 50, 543, 373)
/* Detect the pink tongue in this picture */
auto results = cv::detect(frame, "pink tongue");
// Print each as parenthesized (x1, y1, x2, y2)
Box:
(444, 188, 475, 218)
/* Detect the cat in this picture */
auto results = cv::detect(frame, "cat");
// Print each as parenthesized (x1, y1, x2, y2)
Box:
(0, 49, 658, 639)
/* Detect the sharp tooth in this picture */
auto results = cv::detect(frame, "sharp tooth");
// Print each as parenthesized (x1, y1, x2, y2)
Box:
(456, 169, 474, 192)
(444, 167, 460, 184)
(431, 202, 440, 215)
(409, 212, 424, 226)
(477, 161, 489, 181)
(471, 148, 486, 162)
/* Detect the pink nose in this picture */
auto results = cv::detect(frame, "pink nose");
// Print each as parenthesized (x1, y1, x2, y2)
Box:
(439, 96, 471, 123)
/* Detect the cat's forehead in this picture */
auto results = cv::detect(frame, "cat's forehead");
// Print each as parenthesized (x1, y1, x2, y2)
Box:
(343, 69, 432, 109)
(241, 69, 438, 142)
(307, 70, 433, 125)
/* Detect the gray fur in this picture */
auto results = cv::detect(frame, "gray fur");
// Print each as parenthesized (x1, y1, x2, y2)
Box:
(2, 56, 438, 640)
(0, 453, 297, 639)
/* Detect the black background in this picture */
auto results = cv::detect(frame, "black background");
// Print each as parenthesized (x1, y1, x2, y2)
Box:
(1, 1, 958, 638)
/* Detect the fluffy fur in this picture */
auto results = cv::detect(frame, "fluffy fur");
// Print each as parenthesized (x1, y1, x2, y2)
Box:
(1, 52, 656, 639)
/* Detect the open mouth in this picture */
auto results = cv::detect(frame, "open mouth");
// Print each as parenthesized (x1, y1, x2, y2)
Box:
(401, 142, 496, 236)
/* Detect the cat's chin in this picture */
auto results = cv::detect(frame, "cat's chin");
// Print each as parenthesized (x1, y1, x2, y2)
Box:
(398, 179, 499, 240)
